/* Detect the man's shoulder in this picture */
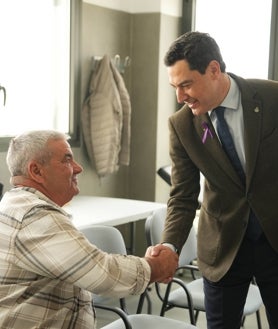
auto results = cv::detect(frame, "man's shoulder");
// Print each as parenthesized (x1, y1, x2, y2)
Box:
(229, 72, 278, 91)
(170, 105, 192, 121)
(0, 188, 63, 223)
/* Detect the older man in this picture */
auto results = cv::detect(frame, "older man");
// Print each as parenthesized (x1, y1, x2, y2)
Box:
(0, 130, 178, 329)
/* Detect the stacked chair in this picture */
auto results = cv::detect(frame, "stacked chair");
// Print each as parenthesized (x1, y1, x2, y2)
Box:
(145, 207, 263, 328)
(80, 224, 199, 329)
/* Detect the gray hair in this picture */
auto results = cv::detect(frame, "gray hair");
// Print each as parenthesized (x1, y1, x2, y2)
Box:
(6, 130, 70, 176)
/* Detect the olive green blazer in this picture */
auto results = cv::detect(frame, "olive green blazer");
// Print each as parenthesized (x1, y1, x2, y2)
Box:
(162, 73, 278, 281)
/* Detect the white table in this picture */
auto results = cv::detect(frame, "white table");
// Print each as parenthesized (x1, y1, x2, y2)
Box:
(63, 195, 166, 228)
(63, 196, 167, 253)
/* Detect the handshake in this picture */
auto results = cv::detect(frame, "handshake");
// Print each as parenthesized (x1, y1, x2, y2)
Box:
(144, 244, 179, 284)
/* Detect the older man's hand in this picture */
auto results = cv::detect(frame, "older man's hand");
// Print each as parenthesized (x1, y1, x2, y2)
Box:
(144, 244, 178, 283)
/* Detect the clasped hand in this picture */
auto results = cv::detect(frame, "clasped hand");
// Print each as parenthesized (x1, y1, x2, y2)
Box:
(144, 244, 178, 284)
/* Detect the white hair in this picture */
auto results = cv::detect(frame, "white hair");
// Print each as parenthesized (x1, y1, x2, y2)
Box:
(6, 130, 70, 176)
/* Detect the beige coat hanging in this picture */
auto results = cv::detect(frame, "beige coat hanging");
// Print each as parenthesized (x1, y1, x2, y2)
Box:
(82, 55, 131, 177)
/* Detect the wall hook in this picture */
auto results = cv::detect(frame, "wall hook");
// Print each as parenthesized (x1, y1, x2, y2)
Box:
(0, 85, 6, 106)
(91, 55, 131, 75)
(113, 54, 131, 75)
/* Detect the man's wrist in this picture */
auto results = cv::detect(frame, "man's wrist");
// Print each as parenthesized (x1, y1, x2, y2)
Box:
(144, 257, 158, 283)
(162, 243, 178, 253)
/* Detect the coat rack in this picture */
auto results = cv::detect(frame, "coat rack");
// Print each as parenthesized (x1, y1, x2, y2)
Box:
(91, 54, 131, 75)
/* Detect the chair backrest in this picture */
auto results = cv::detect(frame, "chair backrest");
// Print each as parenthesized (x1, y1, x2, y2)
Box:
(179, 228, 197, 267)
(79, 225, 127, 255)
(145, 207, 167, 247)
(0, 183, 3, 200)
(79, 225, 128, 306)
(145, 208, 197, 267)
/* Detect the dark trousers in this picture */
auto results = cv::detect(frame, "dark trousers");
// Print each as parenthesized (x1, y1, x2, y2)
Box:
(203, 234, 278, 329)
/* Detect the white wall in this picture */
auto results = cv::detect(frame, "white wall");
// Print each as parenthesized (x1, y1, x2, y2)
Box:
(83, 0, 182, 16)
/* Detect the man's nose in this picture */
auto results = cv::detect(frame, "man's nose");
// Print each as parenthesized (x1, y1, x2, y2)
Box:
(73, 161, 83, 173)
(176, 87, 187, 104)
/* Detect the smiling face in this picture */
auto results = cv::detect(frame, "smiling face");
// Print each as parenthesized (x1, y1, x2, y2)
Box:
(167, 59, 229, 116)
(32, 139, 83, 206)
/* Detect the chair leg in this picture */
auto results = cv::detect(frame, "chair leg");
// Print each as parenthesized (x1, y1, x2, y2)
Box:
(241, 310, 262, 329)
(194, 310, 199, 323)
(256, 310, 262, 329)
(160, 284, 170, 317)
(160, 280, 196, 325)
(145, 289, 152, 314)
(136, 293, 145, 314)
(120, 298, 128, 314)
(136, 288, 152, 314)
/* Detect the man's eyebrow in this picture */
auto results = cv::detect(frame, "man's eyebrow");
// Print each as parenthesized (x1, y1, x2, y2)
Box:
(170, 79, 193, 88)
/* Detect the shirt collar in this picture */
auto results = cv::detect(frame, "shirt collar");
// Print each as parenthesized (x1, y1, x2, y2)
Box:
(209, 76, 240, 118)
(221, 76, 240, 110)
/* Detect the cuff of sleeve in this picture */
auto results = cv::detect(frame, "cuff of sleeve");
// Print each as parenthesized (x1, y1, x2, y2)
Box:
(162, 242, 178, 253)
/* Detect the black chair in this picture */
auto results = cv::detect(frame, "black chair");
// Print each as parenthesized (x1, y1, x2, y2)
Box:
(157, 165, 172, 186)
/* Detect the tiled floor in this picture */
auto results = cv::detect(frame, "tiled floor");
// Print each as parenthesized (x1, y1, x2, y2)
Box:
(95, 281, 268, 328)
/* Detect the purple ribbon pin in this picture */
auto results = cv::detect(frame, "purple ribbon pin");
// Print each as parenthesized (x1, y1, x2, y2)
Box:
(201, 122, 213, 144)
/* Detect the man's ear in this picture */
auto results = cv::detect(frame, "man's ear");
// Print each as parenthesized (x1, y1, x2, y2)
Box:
(28, 161, 44, 183)
(208, 60, 221, 79)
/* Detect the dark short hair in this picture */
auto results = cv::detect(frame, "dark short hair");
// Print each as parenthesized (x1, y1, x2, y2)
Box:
(164, 31, 226, 74)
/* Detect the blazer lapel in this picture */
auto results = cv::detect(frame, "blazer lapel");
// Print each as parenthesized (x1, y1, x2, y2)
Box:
(193, 113, 243, 186)
(232, 73, 263, 190)
(241, 98, 262, 190)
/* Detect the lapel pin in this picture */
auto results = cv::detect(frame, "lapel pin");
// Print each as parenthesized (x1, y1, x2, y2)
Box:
(201, 122, 213, 144)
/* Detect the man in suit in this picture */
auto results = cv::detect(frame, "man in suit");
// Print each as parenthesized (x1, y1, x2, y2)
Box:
(158, 32, 278, 328)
